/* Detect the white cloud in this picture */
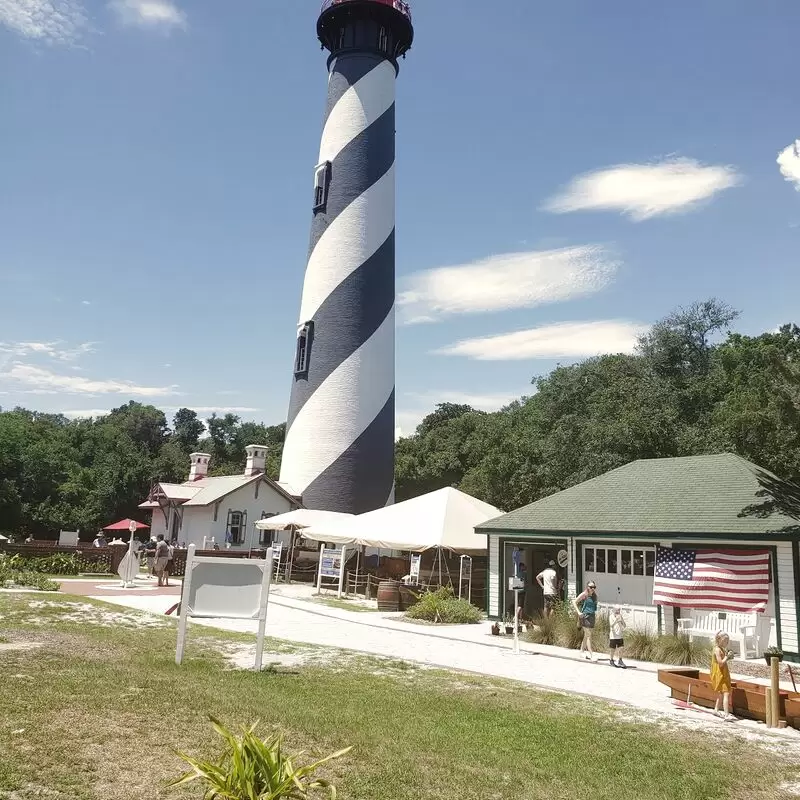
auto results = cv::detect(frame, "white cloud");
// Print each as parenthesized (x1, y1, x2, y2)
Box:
(0, 341, 96, 362)
(4, 363, 179, 396)
(108, 0, 186, 30)
(81, 300, 91, 306)
(435, 320, 647, 361)
(398, 246, 618, 324)
(62, 409, 111, 419)
(777, 140, 800, 191)
(0, 0, 87, 43)
(543, 157, 741, 221)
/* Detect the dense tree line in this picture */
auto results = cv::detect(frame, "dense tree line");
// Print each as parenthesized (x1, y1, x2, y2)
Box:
(0, 404, 285, 537)
(397, 301, 800, 510)
(2, 299, 799, 536)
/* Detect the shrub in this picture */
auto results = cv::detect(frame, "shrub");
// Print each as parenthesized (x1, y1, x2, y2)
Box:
(624, 629, 659, 662)
(405, 586, 483, 624)
(654, 634, 712, 667)
(169, 717, 350, 799)
(0, 556, 60, 591)
(24, 554, 82, 575)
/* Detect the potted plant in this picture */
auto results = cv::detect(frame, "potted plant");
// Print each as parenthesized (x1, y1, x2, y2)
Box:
(764, 646, 784, 665)
(503, 614, 514, 635)
(491, 621, 500, 636)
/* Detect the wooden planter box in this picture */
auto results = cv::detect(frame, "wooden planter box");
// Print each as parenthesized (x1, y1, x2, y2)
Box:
(658, 667, 800, 727)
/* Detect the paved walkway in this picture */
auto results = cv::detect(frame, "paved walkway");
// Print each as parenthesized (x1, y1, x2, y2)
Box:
(57, 577, 181, 597)
(83, 585, 800, 743)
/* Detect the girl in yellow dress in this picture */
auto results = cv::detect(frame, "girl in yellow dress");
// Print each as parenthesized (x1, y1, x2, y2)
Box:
(711, 631, 734, 721)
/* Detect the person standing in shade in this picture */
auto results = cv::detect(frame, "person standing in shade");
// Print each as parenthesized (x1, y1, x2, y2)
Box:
(536, 560, 559, 617)
(153, 534, 170, 588)
(92, 531, 107, 548)
(573, 582, 599, 661)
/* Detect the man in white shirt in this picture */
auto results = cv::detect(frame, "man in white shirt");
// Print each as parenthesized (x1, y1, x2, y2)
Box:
(536, 560, 559, 617)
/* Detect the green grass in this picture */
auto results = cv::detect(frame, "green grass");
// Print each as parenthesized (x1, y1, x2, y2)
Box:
(0, 593, 794, 800)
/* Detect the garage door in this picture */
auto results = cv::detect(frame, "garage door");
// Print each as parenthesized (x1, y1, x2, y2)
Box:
(582, 545, 656, 607)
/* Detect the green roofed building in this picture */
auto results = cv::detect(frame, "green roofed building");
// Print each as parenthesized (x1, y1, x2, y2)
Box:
(477, 453, 800, 661)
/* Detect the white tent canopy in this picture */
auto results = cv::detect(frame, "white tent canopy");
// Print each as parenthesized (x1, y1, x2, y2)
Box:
(254, 509, 354, 531)
(301, 487, 499, 552)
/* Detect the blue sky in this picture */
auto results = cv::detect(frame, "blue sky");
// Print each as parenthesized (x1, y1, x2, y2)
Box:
(1, 0, 799, 437)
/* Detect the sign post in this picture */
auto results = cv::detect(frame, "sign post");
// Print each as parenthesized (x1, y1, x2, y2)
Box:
(318, 545, 347, 597)
(508, 575, 524, 655)
(176, 544, 274, 670)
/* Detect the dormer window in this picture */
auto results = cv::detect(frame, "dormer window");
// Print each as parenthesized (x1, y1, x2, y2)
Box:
(313, 161, 331, 211)
(295, 321, 314, 377)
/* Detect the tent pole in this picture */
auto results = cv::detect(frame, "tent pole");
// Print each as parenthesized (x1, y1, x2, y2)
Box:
(287, 526, 296, 583)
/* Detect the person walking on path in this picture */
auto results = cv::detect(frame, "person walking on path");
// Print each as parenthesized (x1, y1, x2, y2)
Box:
(154, 534, 170, 587)
(711, 631, 735, 721)
(608, 606, 627, 668)
(536, 560, 559, 617)
(573, 582, 599, 661)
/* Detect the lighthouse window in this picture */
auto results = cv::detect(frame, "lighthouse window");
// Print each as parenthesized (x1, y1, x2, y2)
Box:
(313, 161, 331, 211)
(294, 321, 313, 377)
(378, 26, 388, 53)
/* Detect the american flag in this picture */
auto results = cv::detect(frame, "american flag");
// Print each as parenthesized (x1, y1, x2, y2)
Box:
(652, 546, 770, 613)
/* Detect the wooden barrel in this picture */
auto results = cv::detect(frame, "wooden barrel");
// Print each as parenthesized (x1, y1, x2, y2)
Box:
(399, 584, 420, 611)
(377, 580, 401, 612)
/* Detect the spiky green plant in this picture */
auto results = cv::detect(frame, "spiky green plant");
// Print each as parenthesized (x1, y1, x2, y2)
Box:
(654, 634, 712, 667)
(168, 717, 351, 799)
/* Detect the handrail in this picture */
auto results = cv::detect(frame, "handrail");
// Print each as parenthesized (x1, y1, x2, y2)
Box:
(320, 0, 412, 22)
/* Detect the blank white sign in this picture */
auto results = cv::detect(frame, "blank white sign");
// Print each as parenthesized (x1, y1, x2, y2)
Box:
(186, 561, 266, 619)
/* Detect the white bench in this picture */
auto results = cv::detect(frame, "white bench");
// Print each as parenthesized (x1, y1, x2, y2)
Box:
(677, 610, 760, 659)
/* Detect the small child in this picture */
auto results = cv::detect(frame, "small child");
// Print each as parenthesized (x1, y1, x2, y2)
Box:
(711, 631, 735, 721)
(609, 606, 627, 668)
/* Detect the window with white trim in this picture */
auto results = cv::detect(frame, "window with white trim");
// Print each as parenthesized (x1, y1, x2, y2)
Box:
(226, 509, 247, 545)
(313, 161, 331, 211)
(294, 322, 313, 376)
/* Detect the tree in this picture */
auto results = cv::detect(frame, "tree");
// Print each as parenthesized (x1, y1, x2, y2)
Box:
(172, 408, 205, 453)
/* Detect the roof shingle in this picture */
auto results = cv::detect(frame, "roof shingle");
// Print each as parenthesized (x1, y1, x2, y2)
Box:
(477, 454, 800, 537)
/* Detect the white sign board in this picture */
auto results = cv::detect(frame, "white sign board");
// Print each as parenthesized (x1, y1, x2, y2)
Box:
(58, 530, 79, 547)
(316, 544, 347, 598)
(176, 545, 273, 670)
(557, 549, 569, 568)
(410, 554, 421, 581)
(508, 576, 524, 591)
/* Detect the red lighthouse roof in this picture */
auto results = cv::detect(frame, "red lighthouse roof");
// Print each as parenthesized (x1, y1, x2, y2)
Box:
(321, 0, 412, 22)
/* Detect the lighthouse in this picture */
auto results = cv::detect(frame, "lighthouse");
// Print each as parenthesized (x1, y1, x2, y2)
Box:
(279, 0, 414, 514)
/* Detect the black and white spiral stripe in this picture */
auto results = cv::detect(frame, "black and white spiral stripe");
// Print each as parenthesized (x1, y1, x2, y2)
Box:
(280, 53, 396, 514)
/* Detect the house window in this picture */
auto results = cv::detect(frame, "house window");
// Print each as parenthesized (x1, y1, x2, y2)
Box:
(621, 550, 632, 575)
(226, 509, 247, 545)
(645, 550, 655, 577)
(607, 549, 618, 574)
(633, 550, 645, 576)
(584, 547, 595, 573)
(295, 322, 314, 376)
(259, 512, 277, 547)
(313, 161, 331, 211)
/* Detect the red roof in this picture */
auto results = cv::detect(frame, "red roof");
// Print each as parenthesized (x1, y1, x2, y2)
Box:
(103, 518, 150, 531)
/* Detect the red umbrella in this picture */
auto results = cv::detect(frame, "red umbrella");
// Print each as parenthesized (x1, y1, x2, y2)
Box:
(103, 518, 150, 531)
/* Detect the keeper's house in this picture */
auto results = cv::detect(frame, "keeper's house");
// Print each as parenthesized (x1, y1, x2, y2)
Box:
(477, 454, 800, 661)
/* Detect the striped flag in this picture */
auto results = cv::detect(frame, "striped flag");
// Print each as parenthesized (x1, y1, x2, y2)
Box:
(652, 546, 770, 613)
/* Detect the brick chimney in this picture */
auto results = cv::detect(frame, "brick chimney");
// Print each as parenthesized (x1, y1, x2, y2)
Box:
(244, 445, 267, 477)
(188, 452, 211, 482)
